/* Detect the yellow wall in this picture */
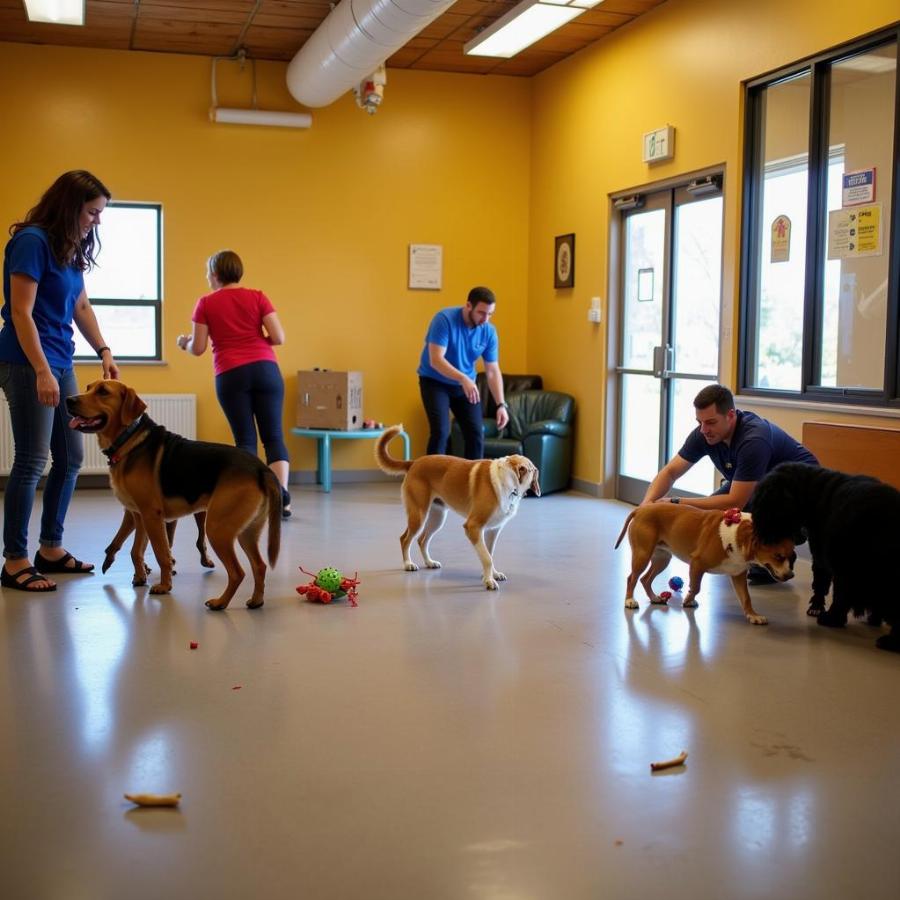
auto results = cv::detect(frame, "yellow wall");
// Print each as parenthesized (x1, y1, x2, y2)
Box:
(0, 42, 531, 472)
(529, 0, 899, 488)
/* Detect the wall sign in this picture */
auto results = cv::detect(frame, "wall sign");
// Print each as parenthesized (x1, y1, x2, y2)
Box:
(642, 125, 675, 163)
(408, 244, 443, 290)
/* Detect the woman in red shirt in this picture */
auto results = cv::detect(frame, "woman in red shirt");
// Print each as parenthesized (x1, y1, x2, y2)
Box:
(177, 250, 292, 516)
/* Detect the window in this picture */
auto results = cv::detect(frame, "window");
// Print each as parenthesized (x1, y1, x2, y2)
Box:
(740, 29, 899, 406)
(74, 202, 162, 361)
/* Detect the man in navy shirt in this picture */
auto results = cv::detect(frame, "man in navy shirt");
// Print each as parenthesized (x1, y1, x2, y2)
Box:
(417, 286, 509, 458)
(642, 384, 818, 510)
(642, 384, 818, 582)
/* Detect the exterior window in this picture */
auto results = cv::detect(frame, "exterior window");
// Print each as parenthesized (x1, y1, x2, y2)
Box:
(74, 203, 162, 361)
(740, 31, 899, 405)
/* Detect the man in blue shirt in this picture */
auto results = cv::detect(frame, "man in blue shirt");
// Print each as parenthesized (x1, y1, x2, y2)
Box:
(642, 383, 818, 509)
(641, 384, 818, 581)
(417, 286, 509, 458)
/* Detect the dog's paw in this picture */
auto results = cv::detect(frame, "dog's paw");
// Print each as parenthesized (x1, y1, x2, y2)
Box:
(683, 597, 699, 608)
(806, 605, 822, 617)
(650, 596, 668, 605)
(493, 570, 507, 582)
(424, 560, 442, 569)
(246, 597, 264, 609)
(404, 562, 419, 572)
(875, 633, 900, 653)
(817, 611, 846, 628)
(102, 555, 116, 574)
(747, 614, 768, 625)
(484, 577, 499, 590)
(624, 598, 639, 609)
(149, 583, 171, 595)
(205, 599, 227, 611)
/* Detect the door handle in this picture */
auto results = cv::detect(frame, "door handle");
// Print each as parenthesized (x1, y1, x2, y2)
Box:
(652, 345, 674, 378)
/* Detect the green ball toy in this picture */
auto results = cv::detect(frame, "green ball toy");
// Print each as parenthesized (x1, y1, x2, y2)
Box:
(315, 567, 343, 594)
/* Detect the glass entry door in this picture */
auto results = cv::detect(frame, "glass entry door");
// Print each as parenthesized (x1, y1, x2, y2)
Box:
(616, 182, 724, 504)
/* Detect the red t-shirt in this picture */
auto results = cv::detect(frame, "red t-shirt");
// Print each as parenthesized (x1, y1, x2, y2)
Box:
(192, 287, 277, 376)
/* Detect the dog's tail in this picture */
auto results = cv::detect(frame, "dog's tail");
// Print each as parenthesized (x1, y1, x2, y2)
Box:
(375, 425, 413, 475)
(614, 510, 637, 549)
(263, 469, 281, 568)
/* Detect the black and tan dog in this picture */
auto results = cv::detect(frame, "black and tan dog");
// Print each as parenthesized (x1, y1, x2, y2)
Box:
(67, 380, 281, 610)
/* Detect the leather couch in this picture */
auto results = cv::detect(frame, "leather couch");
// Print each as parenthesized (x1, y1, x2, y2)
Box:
(448, 372, 543, 457)
(480, 390, 576, 495)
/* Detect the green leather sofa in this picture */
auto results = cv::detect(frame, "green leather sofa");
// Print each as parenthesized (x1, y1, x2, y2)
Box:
(482, 390, 576, 495)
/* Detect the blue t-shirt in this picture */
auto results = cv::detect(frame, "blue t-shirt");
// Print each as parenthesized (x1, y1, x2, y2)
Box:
(417, 306, 499, 385)
(678, 410, 818, 482)
(0, 226, 84, 369)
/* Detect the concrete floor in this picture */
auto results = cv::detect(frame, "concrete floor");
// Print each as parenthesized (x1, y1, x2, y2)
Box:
(1, 484, 898, 900)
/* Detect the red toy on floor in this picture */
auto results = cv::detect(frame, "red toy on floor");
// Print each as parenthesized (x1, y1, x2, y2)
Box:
(296, 566, 360, 606)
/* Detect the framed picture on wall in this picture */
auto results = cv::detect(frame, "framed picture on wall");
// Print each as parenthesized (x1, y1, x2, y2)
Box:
(554, 233, 575, 288)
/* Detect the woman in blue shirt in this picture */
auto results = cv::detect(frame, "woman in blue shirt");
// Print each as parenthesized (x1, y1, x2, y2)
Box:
(0, 171, 119, 592)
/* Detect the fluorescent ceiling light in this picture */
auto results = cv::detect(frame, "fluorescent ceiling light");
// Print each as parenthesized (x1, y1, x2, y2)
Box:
(465, 0, 604, 58)
(210, 108, 313, 129)
(23, 0, 85, 26)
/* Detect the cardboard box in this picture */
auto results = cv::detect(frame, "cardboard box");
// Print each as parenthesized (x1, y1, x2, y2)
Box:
(297, 370, 363, 430)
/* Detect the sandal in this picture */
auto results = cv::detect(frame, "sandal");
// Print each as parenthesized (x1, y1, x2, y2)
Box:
(1, 565, 57, 592)
(33, 550, 95, 574)
(281, 487, 292, 519)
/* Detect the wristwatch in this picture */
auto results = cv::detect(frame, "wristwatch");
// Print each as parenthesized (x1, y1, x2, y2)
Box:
(670, 497, 680, 504)
(497, 402, 508, 410)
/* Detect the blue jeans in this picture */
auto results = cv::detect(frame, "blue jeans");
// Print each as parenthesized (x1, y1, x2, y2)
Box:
(419, 376, 484, 458)
(0, 363, 83, 560)
(215, 360, 289, 464)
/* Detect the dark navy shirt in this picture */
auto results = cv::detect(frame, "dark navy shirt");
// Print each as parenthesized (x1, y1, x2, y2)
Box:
(678, 410, 818, 482)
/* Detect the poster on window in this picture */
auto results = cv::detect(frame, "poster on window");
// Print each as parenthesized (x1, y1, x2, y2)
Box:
(841, 168, 875, 206)
(770, 214, 791, 263)
(827, 203, 883, 259)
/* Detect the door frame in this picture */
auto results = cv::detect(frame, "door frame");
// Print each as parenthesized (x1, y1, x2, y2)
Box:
(604, 164, 727, 501)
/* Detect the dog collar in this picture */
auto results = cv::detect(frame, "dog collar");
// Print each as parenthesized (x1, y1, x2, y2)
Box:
(103, 414, 149, 466)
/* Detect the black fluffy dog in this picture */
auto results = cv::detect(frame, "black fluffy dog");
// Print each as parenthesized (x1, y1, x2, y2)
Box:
(751, 462, 899, 652)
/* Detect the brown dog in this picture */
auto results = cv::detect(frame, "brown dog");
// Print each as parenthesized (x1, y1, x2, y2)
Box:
(66, 380, 281, 610)
(375, 425, 540, 590)
(102, 510, 213, 583)
(614, 504, 796, 624)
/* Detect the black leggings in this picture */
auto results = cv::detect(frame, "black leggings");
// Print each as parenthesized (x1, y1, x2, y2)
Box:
(215, 360, 289, 464)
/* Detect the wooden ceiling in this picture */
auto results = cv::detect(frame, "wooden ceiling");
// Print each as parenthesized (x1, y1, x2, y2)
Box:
(0, 0, 667, 77)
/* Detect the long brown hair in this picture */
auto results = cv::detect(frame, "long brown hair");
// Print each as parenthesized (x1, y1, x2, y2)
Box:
(11, 170, 111, 271)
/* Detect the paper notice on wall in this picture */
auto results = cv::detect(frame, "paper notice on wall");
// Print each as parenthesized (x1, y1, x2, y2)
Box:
(827, 203, 882, 259)
(770, 214, 791, 263)
(409, 244, 443, 290)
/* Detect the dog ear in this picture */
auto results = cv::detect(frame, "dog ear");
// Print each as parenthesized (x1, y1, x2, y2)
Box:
(121, 387, 147, 425)
(529, 467, 541, 497)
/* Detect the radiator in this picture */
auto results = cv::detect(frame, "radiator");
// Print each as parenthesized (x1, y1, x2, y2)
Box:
(0, 394, 197, 475)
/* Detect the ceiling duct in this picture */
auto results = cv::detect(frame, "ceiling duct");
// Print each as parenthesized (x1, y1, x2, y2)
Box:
(287, 0, 457, 108)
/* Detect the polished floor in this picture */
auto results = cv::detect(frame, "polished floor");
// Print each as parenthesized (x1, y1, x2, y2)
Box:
(1, 484, 898, 900)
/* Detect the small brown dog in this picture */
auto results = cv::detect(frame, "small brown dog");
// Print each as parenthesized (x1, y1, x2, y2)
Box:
(66, 380, 280, 610)
(102, 510, 213, 583)
(615, 503, 796, 624)
(375, 425, 540, 590)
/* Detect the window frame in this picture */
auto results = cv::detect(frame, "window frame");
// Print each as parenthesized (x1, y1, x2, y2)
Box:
(738, 25, 900, 407)
(75, 201, 163, 363)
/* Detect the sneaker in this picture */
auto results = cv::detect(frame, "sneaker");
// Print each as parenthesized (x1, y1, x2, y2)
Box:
(747, 563, 777, 585)
(281, 487, 292, 519)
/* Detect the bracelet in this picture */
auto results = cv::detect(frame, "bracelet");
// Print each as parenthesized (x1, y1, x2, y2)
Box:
(96, 346, 111, 358)
(497, 401, 508, 409)
(670, 497, 680, 504)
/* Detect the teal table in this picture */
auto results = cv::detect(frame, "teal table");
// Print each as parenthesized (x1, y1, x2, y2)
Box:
(291, 426, 411, 492)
